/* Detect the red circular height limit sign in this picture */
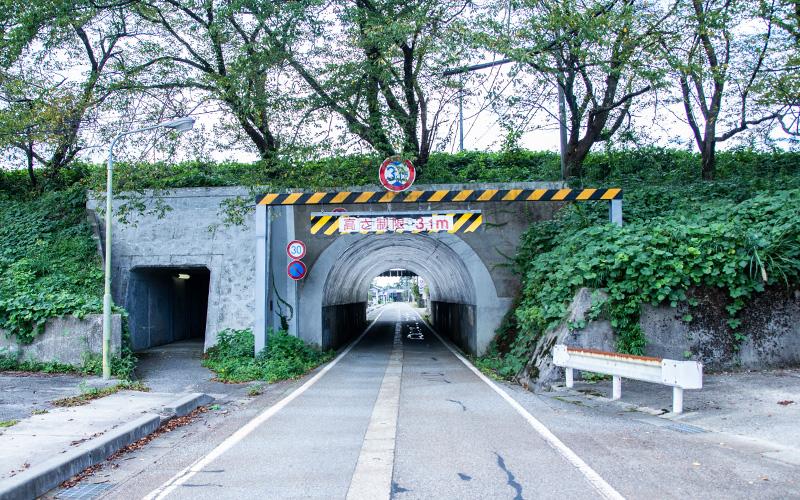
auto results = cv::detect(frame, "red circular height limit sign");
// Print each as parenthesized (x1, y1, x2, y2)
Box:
(379, 158, 416, 192)
(286, 240, 306, 260)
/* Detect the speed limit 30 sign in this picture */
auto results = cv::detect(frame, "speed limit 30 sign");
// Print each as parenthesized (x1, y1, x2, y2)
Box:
(286, 240, 306, 260)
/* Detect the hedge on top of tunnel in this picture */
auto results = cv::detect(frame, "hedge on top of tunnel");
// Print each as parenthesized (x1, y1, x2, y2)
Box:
(203, 328, 335, 383)
(3, 147, 797, 196)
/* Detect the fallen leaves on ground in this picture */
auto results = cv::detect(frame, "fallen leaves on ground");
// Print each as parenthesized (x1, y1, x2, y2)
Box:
(59, 406, 209, 489)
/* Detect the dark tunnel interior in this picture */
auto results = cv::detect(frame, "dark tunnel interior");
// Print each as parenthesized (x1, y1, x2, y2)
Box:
(126, 267, 210, 351)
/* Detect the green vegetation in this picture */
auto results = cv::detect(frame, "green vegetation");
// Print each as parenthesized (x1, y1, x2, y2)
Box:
(0, 419, 19, 428)
(50, 381, 150, 407)
(203, 328, 334, 383)
(0, 188, 102, 343)
(478, 152, 800, 380)
(0, 349, 136, 379)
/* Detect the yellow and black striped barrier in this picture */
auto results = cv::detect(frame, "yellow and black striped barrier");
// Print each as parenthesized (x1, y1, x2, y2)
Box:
(257, 187, 621, 206)
(309, 212, 483, 236)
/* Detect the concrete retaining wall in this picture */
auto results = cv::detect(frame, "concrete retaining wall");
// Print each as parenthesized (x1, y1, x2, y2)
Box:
(0, 314, 122, 366)
(519, 287, 800, 389)
(641, 287, 800, 370)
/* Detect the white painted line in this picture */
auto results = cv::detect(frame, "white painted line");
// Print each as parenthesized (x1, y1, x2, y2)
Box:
(143, 308, 389, 500)
(346, 320, 403, 500)
(410, 308, 625, 500)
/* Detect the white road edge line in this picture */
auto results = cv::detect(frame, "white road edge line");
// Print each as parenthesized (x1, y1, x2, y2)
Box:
(411, 308, 625, 500)
(346, 320, 403, 500)
(142, 308, 389, 500)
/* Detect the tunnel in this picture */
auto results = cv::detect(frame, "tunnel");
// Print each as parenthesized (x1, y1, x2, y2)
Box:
(299, 232, 504, 355)
(126, 266, 210, 351)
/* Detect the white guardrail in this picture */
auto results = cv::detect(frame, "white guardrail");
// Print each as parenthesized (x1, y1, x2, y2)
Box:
(552, 345, 703, 414)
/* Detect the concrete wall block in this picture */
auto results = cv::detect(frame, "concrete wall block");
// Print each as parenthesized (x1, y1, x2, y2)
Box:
(0, 314, 122, 366)
(89, 188, 256, 352)
(641, 288, 800, 370)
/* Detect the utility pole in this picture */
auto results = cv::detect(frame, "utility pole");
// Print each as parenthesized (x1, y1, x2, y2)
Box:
(558, 84, 568, 180)
(443, 58, 569, 180)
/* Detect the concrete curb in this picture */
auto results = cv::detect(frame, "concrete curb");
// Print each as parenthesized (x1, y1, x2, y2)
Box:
(159, 393, 215, 422)
(0, 414, 160, 500)
(0, 392, 214, 500)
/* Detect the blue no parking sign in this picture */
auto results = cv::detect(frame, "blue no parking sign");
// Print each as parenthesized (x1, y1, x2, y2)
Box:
(287, 260, 307, 281)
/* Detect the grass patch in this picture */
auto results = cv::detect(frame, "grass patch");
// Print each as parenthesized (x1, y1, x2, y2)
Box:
(31, 409, 48, 415)
(51, 381, 150, 407)
(203, 328, 335, 383)
(247, 384, 265, 397)
(0, 419, 19, 428)
(0, 349, 136, 380)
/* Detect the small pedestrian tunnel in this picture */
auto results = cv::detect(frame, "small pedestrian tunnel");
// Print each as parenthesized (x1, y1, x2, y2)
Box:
(126, 266, 210, 351)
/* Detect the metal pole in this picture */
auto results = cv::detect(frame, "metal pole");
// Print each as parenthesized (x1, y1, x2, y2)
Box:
(458, 87, 464, 152)
(101, 119, 194, 379)
(558, 83, 568, 180)
(102, 138, 117, 379)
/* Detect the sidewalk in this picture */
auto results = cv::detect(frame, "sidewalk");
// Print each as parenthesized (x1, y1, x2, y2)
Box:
(543, 367, 800, 465)
(0, 388, 211, 499)
(0, 340, 242, 499)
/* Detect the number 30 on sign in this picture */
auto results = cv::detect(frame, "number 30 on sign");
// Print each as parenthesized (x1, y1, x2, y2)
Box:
(286, 240, 306, 260)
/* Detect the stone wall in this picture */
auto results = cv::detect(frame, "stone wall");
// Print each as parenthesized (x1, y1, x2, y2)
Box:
(0, 314, 122, 366)
(520, 287, 800, 390)
(641, 286, 800, 370)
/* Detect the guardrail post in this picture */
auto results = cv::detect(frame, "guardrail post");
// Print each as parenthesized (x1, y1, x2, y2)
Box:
(612, 376, 622, 400)
(673, 387, 684, 414)
(566, 368, 574, 388)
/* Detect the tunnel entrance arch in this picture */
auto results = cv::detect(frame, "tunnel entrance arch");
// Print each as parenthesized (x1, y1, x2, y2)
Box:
(297, 232, 505, 354)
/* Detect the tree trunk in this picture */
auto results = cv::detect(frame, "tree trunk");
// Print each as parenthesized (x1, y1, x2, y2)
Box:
(26, 145, 37, 188)
(701, 138, 716, 180)
(564, 140, 592, 179)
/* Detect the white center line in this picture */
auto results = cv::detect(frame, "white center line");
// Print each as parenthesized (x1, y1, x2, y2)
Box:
(409, 307, 625, 500)
(346, 319, 404, 500)
(142, 308, 388, 500)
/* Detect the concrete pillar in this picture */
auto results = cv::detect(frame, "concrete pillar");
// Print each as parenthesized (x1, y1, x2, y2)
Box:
(254, 205, 269, 354)
(610, 199, 623, 226)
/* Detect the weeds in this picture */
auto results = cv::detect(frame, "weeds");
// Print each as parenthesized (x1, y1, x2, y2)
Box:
(51, 381, 149, 407)
(203, 328, 334, 383)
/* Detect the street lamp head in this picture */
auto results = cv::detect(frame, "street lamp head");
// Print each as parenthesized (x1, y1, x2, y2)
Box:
(161, 116, 196, 133)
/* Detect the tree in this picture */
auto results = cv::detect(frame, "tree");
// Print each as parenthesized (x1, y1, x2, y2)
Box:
(664, 0, 785, 179)
(271, 0, 469, 170)
(478, 0, 668, 178)
(757, 0, 800, 137)
(123, 0, 312, 162)
(0, 1, 135, 186)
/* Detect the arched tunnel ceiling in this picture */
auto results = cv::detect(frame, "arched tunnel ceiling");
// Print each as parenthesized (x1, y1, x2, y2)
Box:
(322, 233, 476, 306)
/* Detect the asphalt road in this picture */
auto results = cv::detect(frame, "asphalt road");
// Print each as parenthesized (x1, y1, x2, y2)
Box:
(56, 302, 799, 499)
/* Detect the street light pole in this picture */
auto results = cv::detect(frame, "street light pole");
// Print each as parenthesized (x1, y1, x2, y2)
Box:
(102, 117, 195, 379)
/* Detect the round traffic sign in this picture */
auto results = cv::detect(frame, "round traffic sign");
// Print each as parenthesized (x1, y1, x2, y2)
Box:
(379, 158, 416, 192)
(287, 260, 307, 280)
(286, 240, 306, 260)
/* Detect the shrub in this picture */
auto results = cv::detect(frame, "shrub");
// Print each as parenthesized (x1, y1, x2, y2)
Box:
(203, 328, 334, 383)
